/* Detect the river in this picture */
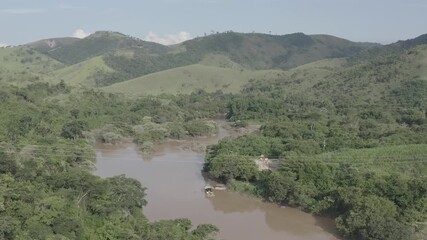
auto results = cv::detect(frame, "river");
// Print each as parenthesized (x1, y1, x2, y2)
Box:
(94, 122, 340, 240)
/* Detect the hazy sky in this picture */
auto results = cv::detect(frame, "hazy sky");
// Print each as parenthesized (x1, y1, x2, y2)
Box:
(1, 0, 426, 46)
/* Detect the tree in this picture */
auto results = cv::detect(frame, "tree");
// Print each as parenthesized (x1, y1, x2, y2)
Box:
(191, 224, 219, 239)
(61, 120, 87, 140)
(207, 154, 258, 181)
(0, 152, 17, 174)
(335, 195, 414, 240)
(265, 171, 294, 203)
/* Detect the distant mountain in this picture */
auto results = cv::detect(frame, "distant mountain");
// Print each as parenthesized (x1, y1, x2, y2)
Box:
(105, 32, 427, 98)
(27, 31, 170, 65)
(179, 32, 378, 69)
(397, 33, 427, 49)
(350, 33, 427, 63)
(92, 32, 377, 86)
(27, 37, 80, 53)
(4, 30, 426, 96)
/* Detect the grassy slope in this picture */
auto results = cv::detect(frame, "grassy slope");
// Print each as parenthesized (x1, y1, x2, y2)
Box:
(102, 56, 346, 96)
(198, 54, 245, 69)
(46, 56, 114, 87)
(0, 46, 63, 86)
(315, 45, 427, 104)
(93, 32, 375, 87)
(102, 64, 285, 95)
(270, 57, 346, 95)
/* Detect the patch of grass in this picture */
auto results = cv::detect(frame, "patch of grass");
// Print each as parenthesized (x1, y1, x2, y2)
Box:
(198, 54, 244, 69)
(46, 56, 114, 87)
(103, 64, 287, 95)
(0, 46, 63, 86)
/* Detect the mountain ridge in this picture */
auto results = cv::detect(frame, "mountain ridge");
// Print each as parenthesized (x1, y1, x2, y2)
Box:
(27, 31, 170, 65)
(2, 30, 426, 94)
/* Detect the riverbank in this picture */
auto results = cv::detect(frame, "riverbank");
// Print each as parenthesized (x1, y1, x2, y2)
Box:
(94, 121, 340, 240)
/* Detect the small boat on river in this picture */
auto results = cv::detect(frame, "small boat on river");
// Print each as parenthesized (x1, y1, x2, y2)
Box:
(204, 185, 215, 197)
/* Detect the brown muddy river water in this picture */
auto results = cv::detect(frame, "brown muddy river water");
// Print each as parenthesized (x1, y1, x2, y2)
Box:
(94, 123, 340, 240)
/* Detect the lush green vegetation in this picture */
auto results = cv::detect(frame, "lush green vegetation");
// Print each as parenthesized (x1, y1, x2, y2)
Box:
(2, 31, 427, 240)
(46, 56, 115, 88)
(16, 31, 376, 90)
(0, 46, 63, 86)
(0, 82, 222, 239)
(205, 44, 427, 240)
(29, 31, 169, 65)
(103, 64, 287, 95)
(95, 32, 373, 86)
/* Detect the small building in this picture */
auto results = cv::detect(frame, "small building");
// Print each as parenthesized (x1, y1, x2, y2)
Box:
(255, 155, 273, 171)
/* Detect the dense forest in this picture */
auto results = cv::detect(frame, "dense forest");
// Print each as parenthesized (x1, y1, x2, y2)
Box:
(0, 83, 225, 239)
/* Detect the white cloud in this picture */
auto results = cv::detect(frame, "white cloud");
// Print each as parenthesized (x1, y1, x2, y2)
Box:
(145, 31, 192, 45)
(0, 43, 9, 47)
(0, 8, 45, 15)
(72, 29, 90, 39)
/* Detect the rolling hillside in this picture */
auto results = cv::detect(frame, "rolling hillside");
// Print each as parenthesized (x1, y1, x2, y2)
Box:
(313, 44, 427, 104)
(3, 31, 426, 98)
(28, 31, 170, 65)
(103, 56, 346, 96)
(95, 32, 377, 86)
(102, 64, 285, 95)
(180, 32, 377, 69)
(46, 56, 114, 87)
(0, 46, 63, 86)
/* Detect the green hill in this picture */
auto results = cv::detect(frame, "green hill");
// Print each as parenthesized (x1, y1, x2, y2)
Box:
(0, 46, 63, 86)
(314, 44, 427, 104)
(397, 33, 427, 49)
(47, 56, 114, 87)
(103, 55, 347, 96)
(180, 32, 377, 69)
(26, 37, 80, 53)
(94, 32, 377, 86)
(28, 31, 170, 65)
(102, 64, 286, 95)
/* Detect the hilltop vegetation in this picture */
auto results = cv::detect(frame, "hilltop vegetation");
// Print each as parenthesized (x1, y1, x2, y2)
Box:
(28, 31, 169, 65)
(181, 32, 375, 69)
(94, 32, 374, 86)
(0, 46, 63, 86)
(47, 56, 114, 87)
(20, 31, 375, 88)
